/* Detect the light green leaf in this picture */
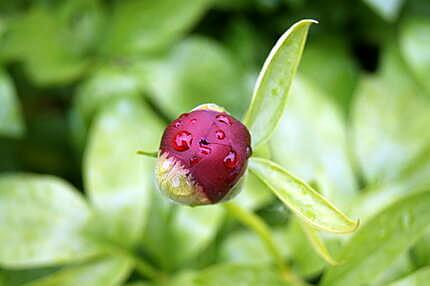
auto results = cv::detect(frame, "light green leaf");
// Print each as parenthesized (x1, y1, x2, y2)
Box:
(271, 76, 357, 210)
(25, 257, 132, 286)
(400, 17, 430, 95)
(352, 75, 430, 185)
(145, 37, 248, 118)
(362, 0, 404, 21)
(0, 69, 24, 138)
(411, 230, 430, 268)
(249, 157, 358, 233)
(388, 266, 430, 286)
(243, 19, 316, 149)
(0, 174, 98, 268)
(101, 0, 211, 56)
(84, 97, 164, 247)
(0, 266, 58, 286)
(219, 229, 290, 265)
(192, 263, 291, 286)
(168, 205, 225, 266)
(322, 190, 430, 286)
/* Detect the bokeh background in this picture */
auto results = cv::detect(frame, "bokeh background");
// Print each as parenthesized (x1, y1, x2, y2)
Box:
(1, 0, 430, 285)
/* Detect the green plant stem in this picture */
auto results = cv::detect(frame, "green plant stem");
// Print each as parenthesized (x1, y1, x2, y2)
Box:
(136, 150, 158, 158)
(223, 202, 304, 286)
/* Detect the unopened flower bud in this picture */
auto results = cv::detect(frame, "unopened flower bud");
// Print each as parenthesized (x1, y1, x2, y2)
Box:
(155, 104, 252, 206)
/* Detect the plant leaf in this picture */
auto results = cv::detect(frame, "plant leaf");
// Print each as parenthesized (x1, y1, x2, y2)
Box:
(145, 37, 248, 118)
(362, 0, 405, 21)
(0, 174, 99, 268)
(168, 205, 225, 266)
(192, 263, 291, 286)
(243, 19, 316, 149)
(322, 190, 430, 286)
(24, 257, 132, 286)
(0, 69, 25, 138)
(270, 76, 358, 210)
(101, 0, 211, 56)
(248, 157, 358, 233)
(298, 220, 340, 266)
(400, 17, 430, 96)
(388, 266, 430, 286)
(84, 97, 164, 247)
(352, 75, 430, 185)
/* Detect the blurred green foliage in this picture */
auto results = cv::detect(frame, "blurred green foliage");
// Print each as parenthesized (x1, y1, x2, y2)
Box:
(1, 0, 430, 285)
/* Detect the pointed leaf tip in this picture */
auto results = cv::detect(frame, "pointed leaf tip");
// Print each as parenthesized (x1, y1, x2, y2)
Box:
(243, 19, 317, 149)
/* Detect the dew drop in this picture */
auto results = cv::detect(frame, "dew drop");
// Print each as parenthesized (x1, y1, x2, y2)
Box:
(173, 131, 193, 151)
(216, 114, 232, 125)
(215, 130, 225, 140)
(224, 151, 238, 169)
(174, 121, 182, 128)
(199, 145, 211, 155)
(190, 156, 201, 166)
(246, 146, 252, 158)
(191, 118, 197, 124)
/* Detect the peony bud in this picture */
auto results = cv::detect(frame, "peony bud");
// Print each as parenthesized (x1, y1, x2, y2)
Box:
(155, 104, 252, 206)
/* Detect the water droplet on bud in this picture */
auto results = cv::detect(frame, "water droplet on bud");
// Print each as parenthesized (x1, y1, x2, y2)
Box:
(190, 156, 201, 166)
(173, 131, 193, 151)
(191, 118, 197, 124)
(224, 151, 238, 169)
(246, 146, 252, 158)
(174, 121, 182, 128)
(216, 114, 232, 125)
(199, 145, 211, 155)
(216, 130, 225, 140)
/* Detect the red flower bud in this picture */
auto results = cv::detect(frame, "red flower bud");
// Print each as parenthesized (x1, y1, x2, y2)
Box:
(155, 104, 252, 206)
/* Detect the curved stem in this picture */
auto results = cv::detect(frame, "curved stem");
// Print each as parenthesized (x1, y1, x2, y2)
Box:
(223, 202, 304, 285)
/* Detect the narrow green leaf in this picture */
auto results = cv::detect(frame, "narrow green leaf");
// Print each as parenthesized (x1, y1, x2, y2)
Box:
(0, 174, 99, 268)
(400, 17, 430, 95)
(25, 257, 132, 286)
(243, 19, 317, 149)
(322, 190, 430, 286)
(101, 0, 211, 56)
(362, 0, 405, 21)
(249, 157, 358, 233)
(298, 220, 340, 266)
(271, 76, 357, 210)
(388, 266, 430, 286)
(84, 97, 164, 247)
(0, 69, 25, 138)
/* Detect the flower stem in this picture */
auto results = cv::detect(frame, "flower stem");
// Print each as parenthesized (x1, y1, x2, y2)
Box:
(136, 150, 158, 158)
(223, 202, 304, 285)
